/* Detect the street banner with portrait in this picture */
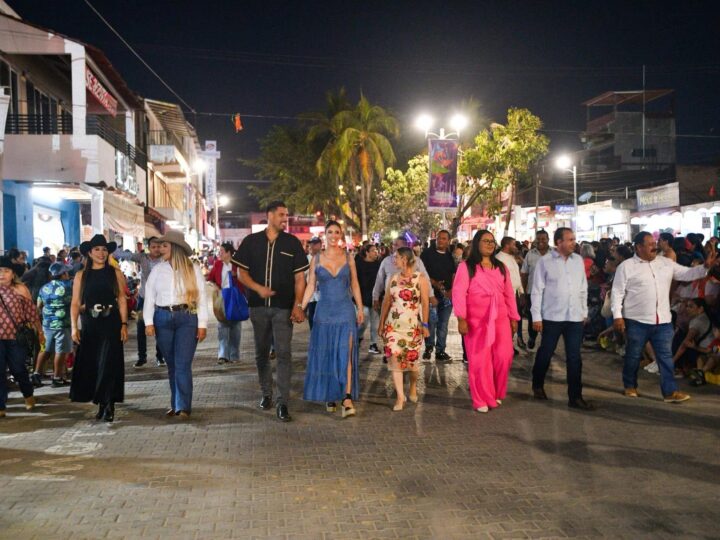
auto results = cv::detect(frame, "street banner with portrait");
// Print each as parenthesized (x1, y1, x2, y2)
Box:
(427, 139, 459, 210)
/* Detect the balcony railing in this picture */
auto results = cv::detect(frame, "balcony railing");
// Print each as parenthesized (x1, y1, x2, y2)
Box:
(87, 114, 147, 171)
(5, 114, 73, 135)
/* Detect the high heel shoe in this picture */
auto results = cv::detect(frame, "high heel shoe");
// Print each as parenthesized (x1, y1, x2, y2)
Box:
(393, 397, 407, 411)
(95, 403, 106, 420)
(408, 392, 418, 403)
(103, 402, 115, 422)
(341, 394, 355, 418)
(326, 402, 337, 412)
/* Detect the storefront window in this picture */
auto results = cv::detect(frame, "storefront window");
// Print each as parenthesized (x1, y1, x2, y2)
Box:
(115, 150, 139, 195)
(33, 205, 65, 259)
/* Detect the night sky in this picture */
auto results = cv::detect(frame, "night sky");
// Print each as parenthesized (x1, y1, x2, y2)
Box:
(9, 0, 720, 214)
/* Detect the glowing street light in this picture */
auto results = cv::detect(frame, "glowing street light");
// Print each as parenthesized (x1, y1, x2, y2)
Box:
(555, 154, 578, 221)
(415, 112, 468, 139)
(218, 194, 230, 207)
(415, 113, 434, 135)
(193, 158, 207, 173)
(450, 113, 469, 134)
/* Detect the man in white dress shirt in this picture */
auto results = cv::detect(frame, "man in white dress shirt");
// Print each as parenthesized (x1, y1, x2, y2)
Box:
(611, 231, 716, 403)
(496, 237, 524, 349)
(531, 227, 592, 410)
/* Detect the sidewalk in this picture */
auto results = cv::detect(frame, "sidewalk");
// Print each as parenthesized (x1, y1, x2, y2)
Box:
(0, 317, 718, 539)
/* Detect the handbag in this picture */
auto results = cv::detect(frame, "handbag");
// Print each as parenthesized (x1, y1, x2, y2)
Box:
(0, 289, 41, 361)
(212, 287, 227, 323)
(222, 270, 249, 322)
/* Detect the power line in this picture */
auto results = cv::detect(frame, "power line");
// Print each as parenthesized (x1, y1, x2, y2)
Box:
(82, 0, 195, 113)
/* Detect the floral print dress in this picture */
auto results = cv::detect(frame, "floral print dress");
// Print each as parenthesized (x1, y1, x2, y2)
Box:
(383, 272, 423, 372)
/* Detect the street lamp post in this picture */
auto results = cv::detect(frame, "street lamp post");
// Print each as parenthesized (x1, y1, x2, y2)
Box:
(555, 155, 578, 223)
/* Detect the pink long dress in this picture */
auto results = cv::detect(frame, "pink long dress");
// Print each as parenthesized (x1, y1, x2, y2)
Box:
(453, 261, 520, 409)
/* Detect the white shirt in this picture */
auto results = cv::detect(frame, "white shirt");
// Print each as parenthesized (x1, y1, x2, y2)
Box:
(143, 261, 209, 328)
(611, 255, 707, 325)
(221, 262, 232, 289)
(496, 251, 523, 294)
(372, 255, 433, 301)
(531, 250, 588, 322)
(521, 248, 549, 294)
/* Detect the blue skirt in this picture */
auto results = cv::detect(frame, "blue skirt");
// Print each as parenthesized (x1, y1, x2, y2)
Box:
(303, 317, 359, 402)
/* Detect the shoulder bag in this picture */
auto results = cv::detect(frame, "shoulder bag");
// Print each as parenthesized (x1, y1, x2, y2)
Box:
(0, 289, 40, 362)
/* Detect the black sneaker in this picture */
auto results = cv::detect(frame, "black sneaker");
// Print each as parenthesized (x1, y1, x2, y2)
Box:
(30, 372, 44, 388)
(156, 358, 166, 367)
(51, 378, 67, 388)
(435, 352, 451, 363)
(217, 357, 228, 365)
(368, 344, 381, 355)
(422, 347, 433, 360)
(527, 337, 536, 351)
(134, 359, 147, 368)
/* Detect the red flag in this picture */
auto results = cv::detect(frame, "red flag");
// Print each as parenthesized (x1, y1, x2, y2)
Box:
(232, 113, 243, 133)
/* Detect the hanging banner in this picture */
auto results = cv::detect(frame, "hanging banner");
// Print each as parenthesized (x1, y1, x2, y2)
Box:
(636, 182, 679, 212)
(85, 67, 118, 117)
(203, 140, 220, 210)
(427, 139, 458, 210)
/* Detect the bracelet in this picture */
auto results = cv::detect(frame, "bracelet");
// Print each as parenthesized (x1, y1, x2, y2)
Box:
(121, 322, 128, 326)
(421, 322, 429, 328)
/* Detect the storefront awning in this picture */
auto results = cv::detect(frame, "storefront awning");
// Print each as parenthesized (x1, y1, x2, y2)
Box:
(104, 190, 144, 238)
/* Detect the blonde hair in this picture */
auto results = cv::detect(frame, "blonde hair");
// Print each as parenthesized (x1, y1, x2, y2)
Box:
(169, 244, 199, 305)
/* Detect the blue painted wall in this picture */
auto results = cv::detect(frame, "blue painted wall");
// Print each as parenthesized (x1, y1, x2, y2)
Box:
(2, 181, 81, 260)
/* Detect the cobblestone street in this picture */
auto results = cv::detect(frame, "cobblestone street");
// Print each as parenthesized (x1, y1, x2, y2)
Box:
(1, 318, 718, 540)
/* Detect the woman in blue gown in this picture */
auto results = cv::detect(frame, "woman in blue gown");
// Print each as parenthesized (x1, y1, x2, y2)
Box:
(302, 221, 364, 417)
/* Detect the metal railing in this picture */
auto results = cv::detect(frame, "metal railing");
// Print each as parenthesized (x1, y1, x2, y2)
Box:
(4, 113, 73, 134)
(87, 114, 147, 171)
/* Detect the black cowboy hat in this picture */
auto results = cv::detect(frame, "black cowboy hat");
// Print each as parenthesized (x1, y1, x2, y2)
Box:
(79, 234, 117, 256)
(0, 256, 27, 277)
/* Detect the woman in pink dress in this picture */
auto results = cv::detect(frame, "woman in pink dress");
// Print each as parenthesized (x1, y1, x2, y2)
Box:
(453, 230, 520, 413)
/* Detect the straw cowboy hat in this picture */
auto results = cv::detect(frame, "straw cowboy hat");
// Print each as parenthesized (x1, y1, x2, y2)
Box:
(158, 230, 193, 256)
(79, 234, 117, 256)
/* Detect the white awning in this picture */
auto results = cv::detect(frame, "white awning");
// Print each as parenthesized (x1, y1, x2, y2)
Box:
(103, 190, 144, 238)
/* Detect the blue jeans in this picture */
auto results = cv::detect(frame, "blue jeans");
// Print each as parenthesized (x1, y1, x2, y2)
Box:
(532, 320, 584, 401)
(0, 340, 33, 410)
(154, 309, 199, 413)
(358, 306, 380, 345)
(623, 320, 676, 396)
(425, 296, 452, 353)
(218, 320, 242, 361)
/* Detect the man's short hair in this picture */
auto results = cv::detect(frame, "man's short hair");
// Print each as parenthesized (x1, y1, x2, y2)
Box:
(536, 229, 549, 238)
(633, 231, 653, 246)
(500, 236, 515, 249)
(436, 230, 451, 239)
(394, 236, 407, 246)
(659, 232, 674, 244)
(554, 227, 573, 244)
(266, 200, 287, 214)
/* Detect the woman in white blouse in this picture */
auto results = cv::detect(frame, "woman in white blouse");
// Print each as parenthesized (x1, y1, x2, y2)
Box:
(144, 230, 207, 419)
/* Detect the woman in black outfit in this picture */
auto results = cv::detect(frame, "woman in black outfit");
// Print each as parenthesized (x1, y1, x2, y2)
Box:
(69, 235, 128, 422)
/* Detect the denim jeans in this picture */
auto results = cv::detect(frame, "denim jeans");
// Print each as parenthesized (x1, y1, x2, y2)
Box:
(425, 296, 452, 353)
(249, 307, 294, 406)
(218, 320, 242, 361)
(358, 305, 380, 345)
(532, 320, 584, 401)
(136, 297, 163, 362)
(153, 309, 199, 413)
(0, 339, 33, 410)
(623, 320, 676, 396)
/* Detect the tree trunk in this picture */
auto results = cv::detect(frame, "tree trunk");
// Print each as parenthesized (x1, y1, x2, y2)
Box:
(359, 180, 368, 239)
(503, 181, 515, 235)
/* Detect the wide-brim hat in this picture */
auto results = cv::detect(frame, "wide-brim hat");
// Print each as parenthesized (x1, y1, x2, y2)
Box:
(80, 234, 117, 256)
(49, 262, 72, 278)
(0, 256, 26, 277)
(158, 230, 193, 256)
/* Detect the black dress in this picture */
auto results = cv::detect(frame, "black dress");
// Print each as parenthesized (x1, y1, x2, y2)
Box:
(69, 266, 124, 404)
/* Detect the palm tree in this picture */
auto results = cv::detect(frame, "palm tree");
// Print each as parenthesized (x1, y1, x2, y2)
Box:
(317, 95, 399, 237)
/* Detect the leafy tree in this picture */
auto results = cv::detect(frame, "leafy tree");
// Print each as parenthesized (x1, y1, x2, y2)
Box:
(457, 108, 549, 234)
(316, 95, 399, 238)
(372, 155, 441, 239)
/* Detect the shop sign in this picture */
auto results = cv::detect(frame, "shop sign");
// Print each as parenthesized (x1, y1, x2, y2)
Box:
(637, 182, 679, 212)
(702, 216, 711, 228)
(555, 205, 575, 214)
(85, 67, 118, 117)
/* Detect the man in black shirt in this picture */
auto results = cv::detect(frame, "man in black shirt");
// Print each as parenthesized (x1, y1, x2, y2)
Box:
(234, 201, 308, 422)
(356, 244, 382, 355)
(420, 230, 456, 362)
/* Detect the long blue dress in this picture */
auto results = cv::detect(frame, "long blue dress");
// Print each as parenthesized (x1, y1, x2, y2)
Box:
(303, 255, 360, 402)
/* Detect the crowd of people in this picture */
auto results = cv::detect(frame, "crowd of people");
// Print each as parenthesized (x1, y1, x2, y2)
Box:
(1, 200, 718, 422)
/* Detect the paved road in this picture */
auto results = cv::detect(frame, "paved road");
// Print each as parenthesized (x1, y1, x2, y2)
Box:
(1, 317, 718, 540)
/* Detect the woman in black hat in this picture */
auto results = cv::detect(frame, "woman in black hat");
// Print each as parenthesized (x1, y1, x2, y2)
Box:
(0, 257, 42, 418)
(69, 234, 128, 422)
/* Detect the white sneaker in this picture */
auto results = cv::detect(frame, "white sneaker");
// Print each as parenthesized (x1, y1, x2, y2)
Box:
(475, 406, 489, 413)
(644, 361, 659, 374)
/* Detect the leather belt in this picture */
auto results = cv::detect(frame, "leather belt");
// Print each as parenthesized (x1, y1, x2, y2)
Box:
(157, 304, 190, 312)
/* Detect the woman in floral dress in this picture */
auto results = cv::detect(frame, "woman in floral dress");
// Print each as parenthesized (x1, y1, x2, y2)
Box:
(378, 247, 430, 411)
